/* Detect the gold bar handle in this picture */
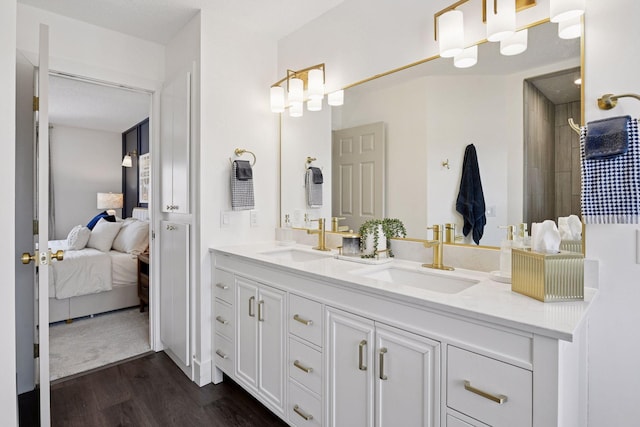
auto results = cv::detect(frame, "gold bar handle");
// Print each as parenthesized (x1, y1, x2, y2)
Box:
(248, 296, 255, 317)
(293, 314, 313, 326)
(358, 340, 367, 371)
(463, 380, 508, 404)
(258, 300, 264, 321)
(293, 404, 314, 421)
(293, 360, 313, 374)
(215, 349, 228, 359)
(379, 348, 388, 380)
(215, 316, 229, 325)
(215, 283, 229, 290)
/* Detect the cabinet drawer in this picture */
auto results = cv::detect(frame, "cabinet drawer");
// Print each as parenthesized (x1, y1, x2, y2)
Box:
(447, 346, 532, 427)
(288, 380, 321, 427)
(446, 412, 489, 427)
(214, 333, 234, 376)
(289, 338, 322, 395)
(289, 294, 322, 346)
(213, 269, 235, 305)
(214, 300, 233, 340)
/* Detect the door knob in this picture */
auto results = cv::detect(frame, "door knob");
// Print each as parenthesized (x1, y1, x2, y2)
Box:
(21, 252, 37, 265)
(50, 249, 64, 262)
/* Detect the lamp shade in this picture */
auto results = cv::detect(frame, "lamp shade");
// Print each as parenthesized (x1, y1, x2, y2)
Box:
(500, 29, 528, 56)
(307, 69, 324, 101)
(307, 98, 323, 111)
(550, 0, 585, 23)
(289, 101, 303, 117)
(486, 0, 515, 42)
(97, 192, 123, 210)
(454, 45, 478, 68)
(270, 86, 285, 113)
(558, 15, 581, 39)
(327, 90, 344, 106)
(438, 10, 464, 58)
(121, 154, 132, 167)
(288, 77, 304, 104)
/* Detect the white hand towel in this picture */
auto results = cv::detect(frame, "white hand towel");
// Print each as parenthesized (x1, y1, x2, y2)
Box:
(305, 169, 322, 208)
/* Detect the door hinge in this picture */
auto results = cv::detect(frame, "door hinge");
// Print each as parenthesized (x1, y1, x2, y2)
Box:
(33, 96, 39, 112)
(34, 343, 39, 359)
(33, 220, 39, 235)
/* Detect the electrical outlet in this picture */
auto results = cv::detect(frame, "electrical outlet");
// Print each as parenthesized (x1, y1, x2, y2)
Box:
(250, 210, 259, 227)
(486, 205, 496, 217)
(220, 211, 231, 228)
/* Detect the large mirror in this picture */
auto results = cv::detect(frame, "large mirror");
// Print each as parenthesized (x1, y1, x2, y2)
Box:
(280, 20, 581, 247)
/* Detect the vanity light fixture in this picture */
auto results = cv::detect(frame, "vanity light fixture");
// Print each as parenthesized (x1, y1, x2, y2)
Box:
(486, 0, 516, 42)
(454, 45, 478, 68)
(270, 63, 344, 117)
(327, 90, 344, 106)
(558, 15, 581, 39)
(121, 150, 137, 167)
(437, 9, 465, 58)
(500, 28, 528, 56)
(550, 0, 585, 23)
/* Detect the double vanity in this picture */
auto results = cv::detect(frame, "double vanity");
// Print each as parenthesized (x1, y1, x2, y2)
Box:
(210, 242, 596, 427)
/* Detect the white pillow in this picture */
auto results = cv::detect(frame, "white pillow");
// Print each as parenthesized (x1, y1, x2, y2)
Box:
(66, 225, 91, 250)
(87, 218, 123, 252)
(112, 219, 149, 254)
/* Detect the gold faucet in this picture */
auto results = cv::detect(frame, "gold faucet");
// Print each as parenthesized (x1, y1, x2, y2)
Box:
(307, 218, 331, 251)
(422, 224, 454, 271)
(331, 216, 348, 232)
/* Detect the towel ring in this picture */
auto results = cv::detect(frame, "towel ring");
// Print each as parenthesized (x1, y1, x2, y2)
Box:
(229, 148, 256, 166)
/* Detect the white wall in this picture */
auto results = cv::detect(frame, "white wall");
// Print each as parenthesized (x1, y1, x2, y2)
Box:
(2, 0, 18, 423)
(584, 0, 640, 425)
(51, 125, 122, 239)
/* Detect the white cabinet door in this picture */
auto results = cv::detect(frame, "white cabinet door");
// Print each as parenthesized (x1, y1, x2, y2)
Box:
(235, 278, 258, 390)
(375, 323, 440, 427)
(159, 221, 190, 366)
(327, 307, 375, 427)
(258, 284, 285, 411)
(160, 71, 190, 213)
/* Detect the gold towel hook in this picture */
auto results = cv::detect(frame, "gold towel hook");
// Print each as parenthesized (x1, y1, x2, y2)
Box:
(568, 118, 581, 135)
(229, 148, 256, 166)
(441, 159, 450, 169)
(306, 156, 317, 168)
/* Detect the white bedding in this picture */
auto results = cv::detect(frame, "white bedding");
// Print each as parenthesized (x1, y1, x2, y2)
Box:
(110, 250, 138, 286)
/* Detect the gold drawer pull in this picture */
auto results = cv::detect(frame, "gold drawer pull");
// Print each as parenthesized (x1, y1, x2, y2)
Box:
(358, 340, 367, 371)
(215, 316, 229, 325)
(293, 360, 313, 373)
(215, 349, 228, 359)
(293, 314, 313, 326)
(379, 347, 388, 380)
(293, 404, 314, 421)
(463, 380, 508, 404)
(215, 283, 229, 290)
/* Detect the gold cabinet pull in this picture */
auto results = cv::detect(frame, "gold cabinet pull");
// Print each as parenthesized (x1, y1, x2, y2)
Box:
(463, 380, 508, 404)
(379, 347, 388, 380)
(215, 283, 229, 290)
(293, 404, 314, 421)
(215, 316, 229, 325)
(293, 314, 313, 326)
(293, 360, 313, 373)
(249, 296, 255, 317)
(258, 300, 264, 321)
(358, 340, 367, 371)
(215, 349, 228, 359)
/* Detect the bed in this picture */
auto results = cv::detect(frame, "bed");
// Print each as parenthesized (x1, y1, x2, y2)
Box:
(47, 207, 149, 323)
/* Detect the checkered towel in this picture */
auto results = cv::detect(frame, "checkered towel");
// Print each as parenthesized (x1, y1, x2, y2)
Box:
(581, 118, 640, 224)
(305, 168, 322, 208)
(231, 161, 255, 211)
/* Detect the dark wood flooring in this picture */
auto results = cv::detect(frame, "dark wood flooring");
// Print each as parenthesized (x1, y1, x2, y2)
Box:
(19, 351, 288, 427)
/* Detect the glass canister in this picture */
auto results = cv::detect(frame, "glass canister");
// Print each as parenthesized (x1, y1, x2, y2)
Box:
(341, 234, 361, 255)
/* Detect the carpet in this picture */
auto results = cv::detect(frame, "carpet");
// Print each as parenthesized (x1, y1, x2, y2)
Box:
(49, 307, 150, 381)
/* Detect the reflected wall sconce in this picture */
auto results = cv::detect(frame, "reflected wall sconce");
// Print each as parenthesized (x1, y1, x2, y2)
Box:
(97, 192, 123, 216)
(270, 63, 344, 117)
(121, 149, 137, 167)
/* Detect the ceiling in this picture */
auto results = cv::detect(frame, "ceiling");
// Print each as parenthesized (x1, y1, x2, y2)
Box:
(18, 0, 345, 45)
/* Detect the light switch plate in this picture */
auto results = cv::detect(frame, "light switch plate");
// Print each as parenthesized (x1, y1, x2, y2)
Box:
(250, 210, 259, 227)
(220, 211, 231, 228)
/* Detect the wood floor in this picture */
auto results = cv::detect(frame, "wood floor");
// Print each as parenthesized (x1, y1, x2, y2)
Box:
(20, 351, 288, 427)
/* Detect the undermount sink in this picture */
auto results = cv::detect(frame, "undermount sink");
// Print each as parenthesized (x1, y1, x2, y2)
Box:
(258, 247, 333, 263)
(351, 265, 479, 294)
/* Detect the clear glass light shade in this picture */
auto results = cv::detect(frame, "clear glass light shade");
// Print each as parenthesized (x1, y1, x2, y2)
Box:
(288, 77, 304, 104)
(500, 29, 528, 56)
(289, 101, 303, 117)
(438, 10, 464, 58)
(307, 69, 325, 101)
(270, 86, 285, 113)
(327, 90, 344, 106)
(486, 0, 515, 42)
(550, 0, 585, 23)
(307, 98, 323, 111)
(454, 45, 478, 68)
(558, 16, 581, 39)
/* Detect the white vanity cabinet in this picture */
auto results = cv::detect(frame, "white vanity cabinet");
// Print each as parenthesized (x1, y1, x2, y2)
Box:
(235, 276, 286, 416)
(326, 307, 440, 427)
(213, 268, 235, 376)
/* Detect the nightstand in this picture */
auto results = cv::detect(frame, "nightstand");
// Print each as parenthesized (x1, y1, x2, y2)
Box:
(137, 252, 149, 312)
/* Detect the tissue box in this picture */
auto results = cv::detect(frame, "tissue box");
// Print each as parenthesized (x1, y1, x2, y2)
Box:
(511, 248, 584, 302)
(559, 239, 582, 253)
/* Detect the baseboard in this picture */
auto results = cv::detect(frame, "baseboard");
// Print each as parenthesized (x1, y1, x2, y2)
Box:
(193, 356, 212, 386)
(163, 349, 193, 380)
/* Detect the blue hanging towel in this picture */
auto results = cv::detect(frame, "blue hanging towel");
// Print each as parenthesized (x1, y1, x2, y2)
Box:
(456, 144, 486, 245)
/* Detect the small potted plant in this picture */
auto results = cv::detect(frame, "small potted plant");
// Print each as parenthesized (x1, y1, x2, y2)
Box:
(359, 218, 407, 258)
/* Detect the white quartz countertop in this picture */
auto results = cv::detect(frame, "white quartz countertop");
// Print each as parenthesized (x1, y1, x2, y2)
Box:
(210, 242, 597, 342)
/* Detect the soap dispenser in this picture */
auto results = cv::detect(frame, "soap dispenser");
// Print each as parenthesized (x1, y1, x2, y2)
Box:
(514, 223, 530, 248)
(499, 225, 515, 278)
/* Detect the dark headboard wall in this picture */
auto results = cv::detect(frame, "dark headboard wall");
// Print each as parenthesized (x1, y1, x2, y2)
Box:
(122, 118, 149, 218)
